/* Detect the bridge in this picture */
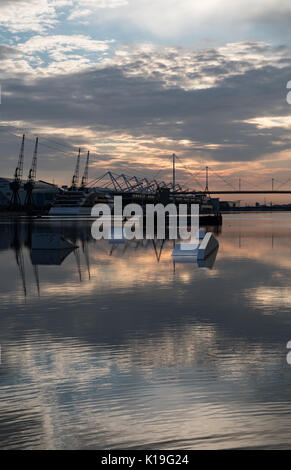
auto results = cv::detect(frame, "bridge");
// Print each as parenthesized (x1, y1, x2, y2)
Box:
(87, 166, 291, 197)
(7, 133, 291, 197)
(175, 190, 291, 195)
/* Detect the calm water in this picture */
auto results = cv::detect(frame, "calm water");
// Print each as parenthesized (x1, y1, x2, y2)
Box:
(1, 212, 291, 449)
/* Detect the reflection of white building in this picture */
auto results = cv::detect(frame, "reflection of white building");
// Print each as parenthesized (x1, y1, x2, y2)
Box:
(0, 177, 58, 206)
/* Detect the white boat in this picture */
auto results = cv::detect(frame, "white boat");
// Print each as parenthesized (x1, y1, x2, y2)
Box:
(171, 232, 219, 261)
(49, 188, 113, 216)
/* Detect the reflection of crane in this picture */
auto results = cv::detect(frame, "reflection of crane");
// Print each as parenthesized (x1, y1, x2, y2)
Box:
(24, 137, 38, 207)
(172, 240, 176, 274)
(74, 248, 82, 281)
(81, 151, 89, 189)
(10, 134, 25, 207)
(12, 222, 27, 297)
(33, 264, 40, 296)
(16, 247, 26, 297)
(152, 239, 165, 262)
(71, 148, 81, 189)
(82, 239, 91, 279)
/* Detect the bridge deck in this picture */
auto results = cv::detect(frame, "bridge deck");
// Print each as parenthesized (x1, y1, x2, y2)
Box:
(173, 190, 291, 195)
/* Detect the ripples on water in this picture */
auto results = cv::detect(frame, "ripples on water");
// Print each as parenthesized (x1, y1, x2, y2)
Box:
(1, 213, 291, 449)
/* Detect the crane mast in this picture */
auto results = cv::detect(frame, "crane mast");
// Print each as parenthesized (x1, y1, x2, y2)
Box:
(10, 134, 25, 207)
(81, 151, 90, 189)
(71, 148, 81, 189)
(24, 137, 38, 207)
(28, 137, 38, 182)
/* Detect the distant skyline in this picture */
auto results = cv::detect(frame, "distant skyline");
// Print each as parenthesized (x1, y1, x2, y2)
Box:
(0, 0, 291, 203)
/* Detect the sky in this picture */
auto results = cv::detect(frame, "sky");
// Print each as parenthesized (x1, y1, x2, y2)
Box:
(0, 0, 291, 202)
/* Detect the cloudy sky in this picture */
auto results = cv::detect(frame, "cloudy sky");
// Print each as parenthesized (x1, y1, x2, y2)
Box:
(0, 0, 291, 200)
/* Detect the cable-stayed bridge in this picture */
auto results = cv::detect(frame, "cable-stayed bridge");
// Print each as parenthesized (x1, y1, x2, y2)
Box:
(87, 168, 291, 196)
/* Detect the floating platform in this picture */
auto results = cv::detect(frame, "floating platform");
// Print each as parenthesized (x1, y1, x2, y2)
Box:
(172, 242, 199, 257)
(171, 232, 219, 263)
(197, 232, 219, 260)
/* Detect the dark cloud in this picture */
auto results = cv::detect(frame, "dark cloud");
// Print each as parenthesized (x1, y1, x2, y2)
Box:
(1, 41, 291, 182)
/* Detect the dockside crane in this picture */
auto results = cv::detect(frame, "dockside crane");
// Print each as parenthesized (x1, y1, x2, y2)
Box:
(81, 151, 90, 189)
(24, 137, 38, 207)
(71, 148, 81, 189)
(10, 134, 25, 207)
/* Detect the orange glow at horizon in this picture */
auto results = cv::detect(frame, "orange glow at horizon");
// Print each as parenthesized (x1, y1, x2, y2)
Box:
(6, 124, 291, 204)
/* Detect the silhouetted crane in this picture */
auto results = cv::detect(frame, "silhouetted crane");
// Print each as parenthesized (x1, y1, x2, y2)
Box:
(24, 137, 38, 207)
(10, 134, 25, 207)
(81, 151, 90, 189)
(71, 148, 81, 189)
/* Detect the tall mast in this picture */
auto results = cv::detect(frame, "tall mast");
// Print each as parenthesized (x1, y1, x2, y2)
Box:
(28, 137, 38, 182)
(24, 137, 38, 206)
(172, 153, 176, 190)
(71, 148, 81, 188)
(205, 166, 209, 192)
(10, 134, 25, 207)
(15, 134, 25, 182)
(81, 151, 90, 188)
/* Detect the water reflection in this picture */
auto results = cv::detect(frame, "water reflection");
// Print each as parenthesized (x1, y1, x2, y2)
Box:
(1, 214, 291, 449)
(30, 248, 75, 266)
(3, 219, 221, 299)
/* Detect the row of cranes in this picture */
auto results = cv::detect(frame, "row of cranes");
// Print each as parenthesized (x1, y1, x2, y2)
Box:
(10, 134, 38, 208)
(10, 134, 91, 208)
(71, 148, 90, 190)
(10, 134, 183, 209)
